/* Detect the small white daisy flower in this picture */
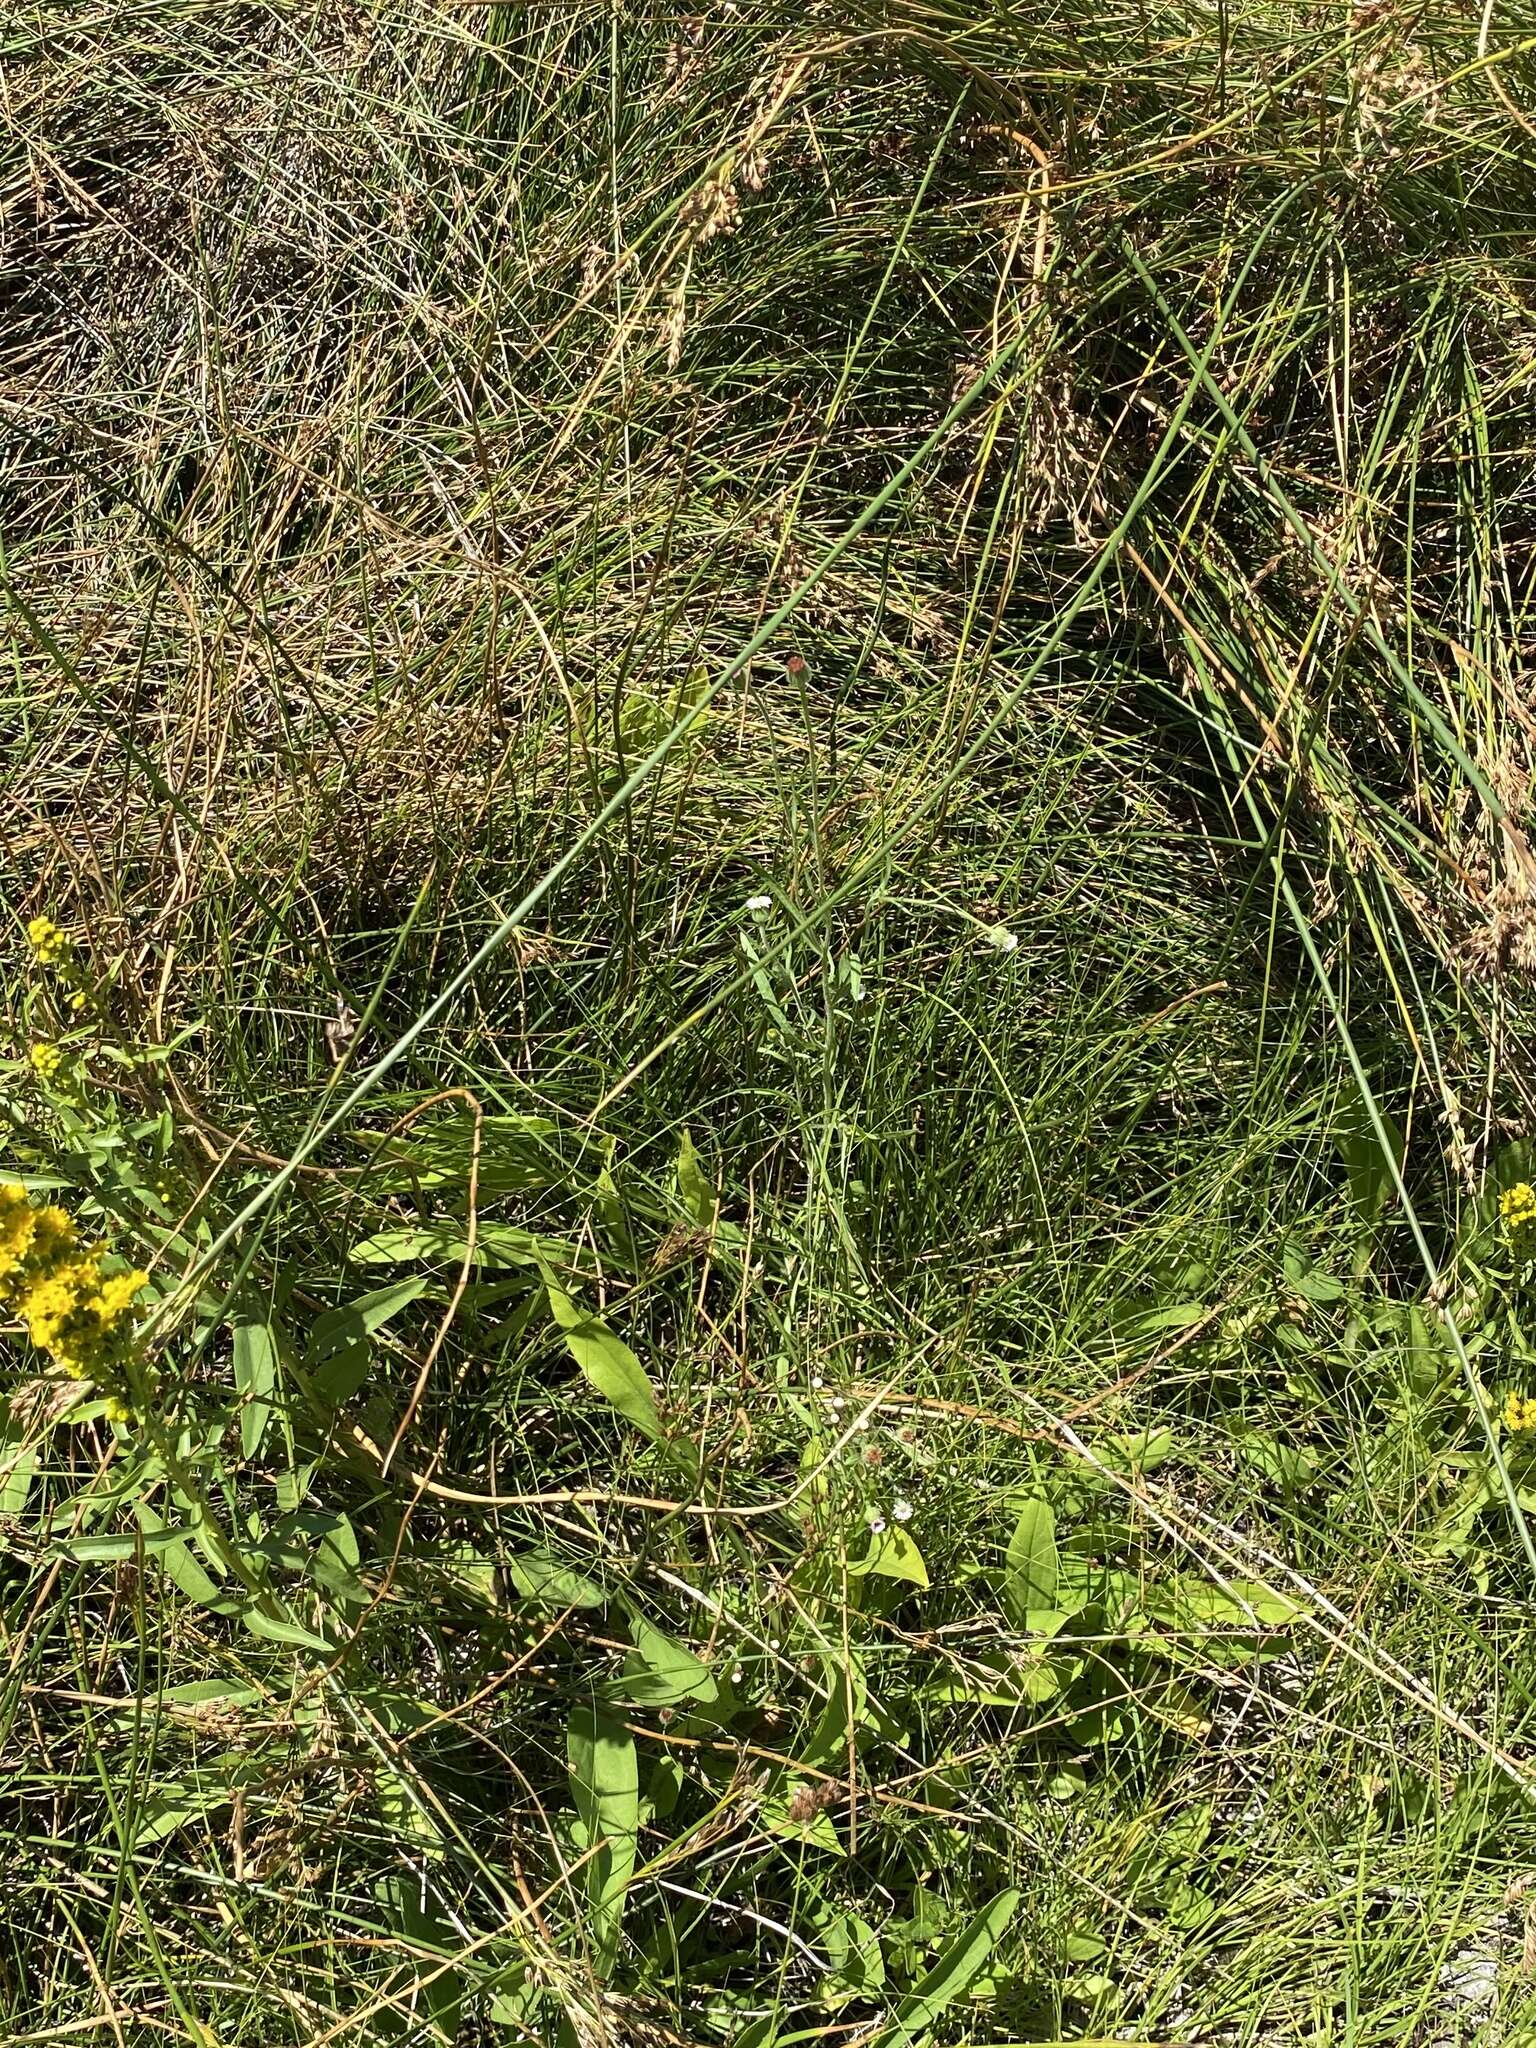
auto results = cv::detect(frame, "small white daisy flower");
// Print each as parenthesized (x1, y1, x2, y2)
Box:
(893, 1498, 913, 1523)
(745, 894, 772, 913)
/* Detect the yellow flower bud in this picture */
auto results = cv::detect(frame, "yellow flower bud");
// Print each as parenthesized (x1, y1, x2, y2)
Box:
(24, 916, 69, 967)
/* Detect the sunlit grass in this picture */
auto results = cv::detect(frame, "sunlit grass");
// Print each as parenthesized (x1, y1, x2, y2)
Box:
(3, 0, 1536, 2041)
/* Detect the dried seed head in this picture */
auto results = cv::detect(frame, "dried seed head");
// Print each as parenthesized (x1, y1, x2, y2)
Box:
(661, 275, 688, 370)
(679, 170, 741, 246)
(784, 1777, 840, 1823)
(1462, 875, 1536, 981)
(666, 16, 705, 81)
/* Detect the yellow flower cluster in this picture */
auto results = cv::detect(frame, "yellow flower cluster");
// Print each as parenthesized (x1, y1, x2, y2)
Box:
(28, 1042, 63, 1081)
(25, 916, 70, 968)
(1501, 1182, 1536, 1242)
(1504, 1390, 1536, 1434)
(0, 1184, 146, 1411)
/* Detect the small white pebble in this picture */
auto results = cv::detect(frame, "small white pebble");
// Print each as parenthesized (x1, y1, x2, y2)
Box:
(831, 1396, 845, 1411)
(731, 1666, 744, 1684)
(811, 1375, 824, 1389)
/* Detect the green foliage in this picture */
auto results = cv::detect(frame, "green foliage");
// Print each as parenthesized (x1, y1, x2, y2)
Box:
(6, 0, 1536, 2039)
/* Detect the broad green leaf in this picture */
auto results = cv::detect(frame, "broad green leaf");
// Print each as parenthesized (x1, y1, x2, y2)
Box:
(487, 1975, 541, 2030)
(676, 1129, 716, 1227)
(798, 1652, 865, 1770)
(1232, 1427, 1317, 1494)
(275, 1461, 316, 1515)
(923, 1650, 1066, 1707)
(1404, 1305, 1448, 1396)
(850, 1525, 929, 1589)
(1121, 1300, 1208, 1337)
(349, 1221, 548, 1268)
(764, 1789, 844, 1853)
(308, 1276, 430, 1356)
(506, 1552, 605, 1610)
(1062, 1927, 1107, 1962)
(1003, 1496, 1057, 1622)
(1143, 1673, 1212, 1737)
(360, 1113, 562, 1198)
(158, 1679, 260, 1710)
(376, 1763, 445, 1850)
(594, 1155, 634, 1264)
(307, 1276, 429, 1405)
(539, 1264, 662, 1443)
(876, 1888, 1020, 2046)
(436, 1539, 499, 1608)
(233, 1317, 279, 1460)
(567, 1706, 637, 1975)
(1160, 1870, 1219, 1928)
(1168, 1576, 1303, 1627)
(1335, 1085, 1404, 1232)
(0, 1414, 36, 1517)
(133, 1504, 236, 1613)
(1103, 1426, 1175, 1474)
(823, 1911, 885, 1997)
(377, 1872, 462, 2040)
(133, 1783, 231, 1848)
(1049, 1761, 1088, 1801)
(647, 1753, 683, 1820)
(63, 1527, 190, 1562)
(241, 1607, 335, 1655)
(1221, 1577, 1305, 1626)
(619, 1611, 717, 1704)
(298, 1510, 363, 1602)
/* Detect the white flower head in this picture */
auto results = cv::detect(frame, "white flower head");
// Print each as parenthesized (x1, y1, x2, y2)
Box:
(985, 923, 1019, 954)
(892, 1497, 913, 1523)
(866, 1512, 887, 1535)
(745, 894, 773, 913)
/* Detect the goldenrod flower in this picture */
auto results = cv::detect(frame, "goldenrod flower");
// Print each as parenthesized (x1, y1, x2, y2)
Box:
(1504, 1389, 1536, 1433)
(1501, 1182, 1536, 1238)
(29, 1204, 76, 1267)
(25, 916, 69, 968)
(94, 1269, 147, 1323)
(28, 1042, 63, 1081)
(0, 1182, 145, 1403)
(0, 1185, 38, 1284)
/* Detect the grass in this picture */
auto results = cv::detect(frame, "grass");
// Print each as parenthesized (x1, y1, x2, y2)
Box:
(4, 0, 1536, 2041)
